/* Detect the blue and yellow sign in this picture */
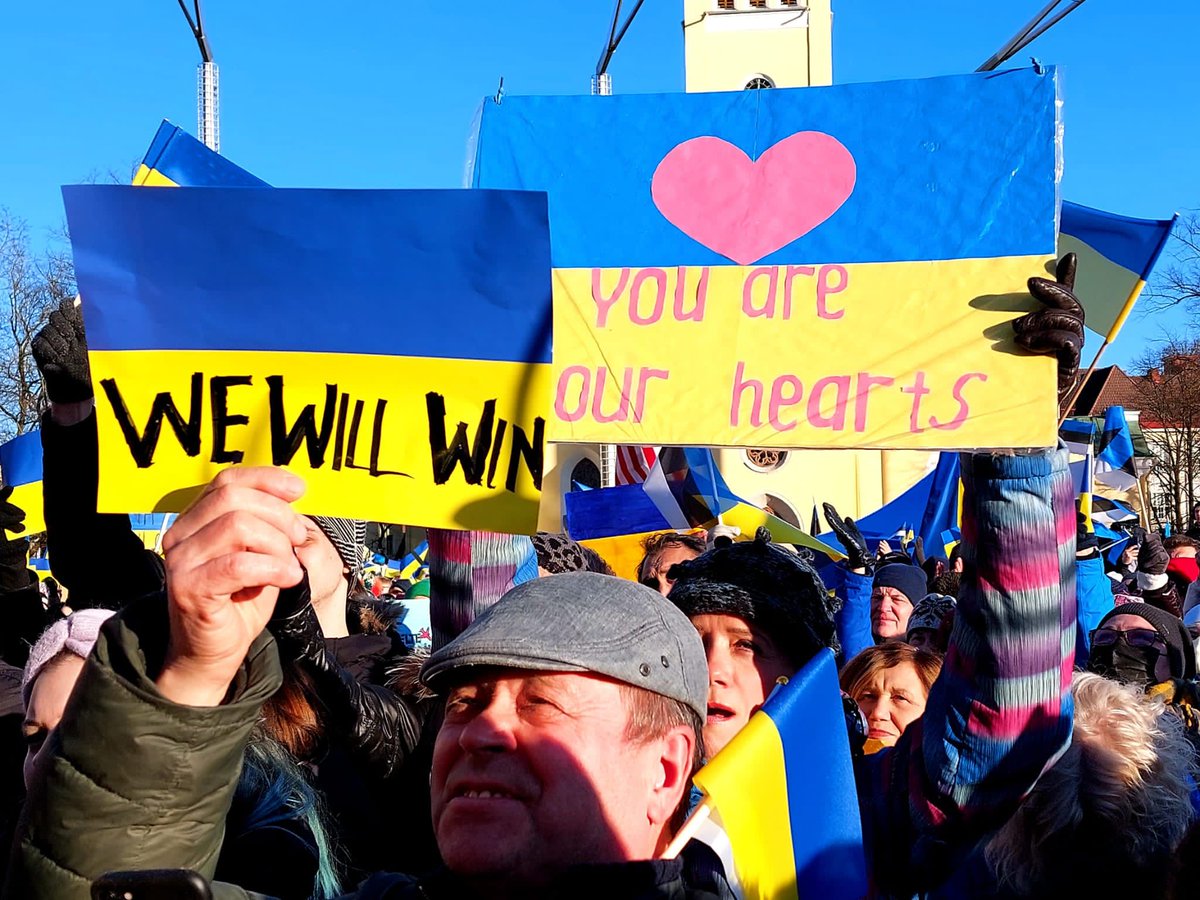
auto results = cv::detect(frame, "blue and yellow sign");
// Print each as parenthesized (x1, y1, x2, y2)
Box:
(0, 431, 45, 535)
(471, 68, 1061, 450)
(63, 186, 553, 532)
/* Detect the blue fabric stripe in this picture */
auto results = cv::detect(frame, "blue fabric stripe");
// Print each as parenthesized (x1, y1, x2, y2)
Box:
(0, 431, 43, 487)
(563, 483, 672, 540)
(141, 121, 269, 187)
(472, 68, 1058, 267)
(62, 186, 554, 363)
(763, 649, 868, 898)
(1060, 201, 1175, 279)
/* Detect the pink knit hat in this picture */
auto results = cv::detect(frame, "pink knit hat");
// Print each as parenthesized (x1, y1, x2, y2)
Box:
(21, 609, 114, 707)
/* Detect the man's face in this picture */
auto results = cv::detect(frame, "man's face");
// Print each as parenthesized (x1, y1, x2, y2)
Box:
(643, 544, 701, 596)
(431, 670, 676, 888)
(871, 586, 913, 642)
(691, 613, 794, 757)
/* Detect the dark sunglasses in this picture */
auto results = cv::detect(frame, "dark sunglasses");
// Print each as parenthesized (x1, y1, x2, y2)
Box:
(1090, 627, 1165, 649)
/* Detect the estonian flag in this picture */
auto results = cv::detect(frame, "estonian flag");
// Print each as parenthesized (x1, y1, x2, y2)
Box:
(1095, 406, 1139, 491)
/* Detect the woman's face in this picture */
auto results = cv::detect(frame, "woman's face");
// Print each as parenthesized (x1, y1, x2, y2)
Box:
(295, 518, 348, 604)
(851, 661, 928, 747)
(23, 653, 86, 790)
(691, 613, 794, 758)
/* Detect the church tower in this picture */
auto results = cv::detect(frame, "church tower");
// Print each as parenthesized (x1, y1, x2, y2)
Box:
(683, 0, 833, 92)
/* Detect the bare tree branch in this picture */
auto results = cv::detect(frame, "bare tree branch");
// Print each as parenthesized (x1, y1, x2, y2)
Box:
(0, 208, 75, 443)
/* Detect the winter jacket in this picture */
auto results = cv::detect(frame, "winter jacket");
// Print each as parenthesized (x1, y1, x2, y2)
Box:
(855, 449, 1076, 897)
(1075, 553, 1115, 669)
(0, 571, 50, 669)
(270, 587, 429, 783)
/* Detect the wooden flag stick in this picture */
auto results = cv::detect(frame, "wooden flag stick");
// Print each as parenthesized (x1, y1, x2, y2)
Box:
(662, 798, 712, 860)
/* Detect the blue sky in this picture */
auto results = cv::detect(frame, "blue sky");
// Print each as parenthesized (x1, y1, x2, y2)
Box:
(2, 1, 1196, 366)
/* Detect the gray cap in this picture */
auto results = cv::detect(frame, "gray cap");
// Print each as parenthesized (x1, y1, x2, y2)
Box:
(421, 571, 709, 720)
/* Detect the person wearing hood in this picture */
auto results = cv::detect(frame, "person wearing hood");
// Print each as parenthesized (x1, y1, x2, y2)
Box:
(1086, 601, 1200, 750)
(905, 593, 956, 654)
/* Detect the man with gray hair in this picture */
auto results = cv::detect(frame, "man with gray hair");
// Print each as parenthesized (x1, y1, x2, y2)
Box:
(10, 468, 721, 899)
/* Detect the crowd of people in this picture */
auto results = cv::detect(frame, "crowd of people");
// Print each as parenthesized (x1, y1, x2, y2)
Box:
(0, 258, 1198, 899)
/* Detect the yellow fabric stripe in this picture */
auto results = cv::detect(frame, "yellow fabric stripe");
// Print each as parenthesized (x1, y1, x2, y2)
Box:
(131, 165, 179, 187)
(1105, 278, 1146, 344)
(694, 713, 799, 900)
(719, 501, 844, 560)
(8, 482, 45, 536)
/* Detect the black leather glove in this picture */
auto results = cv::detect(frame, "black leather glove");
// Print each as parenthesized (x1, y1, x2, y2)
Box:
(1138, 531, 1170, 576)
(823, 502, 870, 571)
(1012, 253, 1084, 399)
(32, 298, 92, 403)
(0, 486, 30, 594)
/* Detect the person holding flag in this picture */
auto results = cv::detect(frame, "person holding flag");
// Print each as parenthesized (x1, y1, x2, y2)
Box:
(662, 442, 1075, 898)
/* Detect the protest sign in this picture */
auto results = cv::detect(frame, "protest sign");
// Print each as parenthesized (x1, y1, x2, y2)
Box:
(0, 431, 45, 535)
(63, 185, 553, 532)
(471, 68, 1062, 449)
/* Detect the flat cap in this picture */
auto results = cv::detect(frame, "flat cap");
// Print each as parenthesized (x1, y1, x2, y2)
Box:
(422, 571, 708, 720)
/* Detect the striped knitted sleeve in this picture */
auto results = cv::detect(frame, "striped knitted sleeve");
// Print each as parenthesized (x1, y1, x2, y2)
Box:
(905, 447, 1076, 839)
(427, 529, 538, 651)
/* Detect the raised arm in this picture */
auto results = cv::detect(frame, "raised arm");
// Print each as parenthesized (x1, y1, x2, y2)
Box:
(7, 468, 307, 899)
(865, 447, 1075, 894)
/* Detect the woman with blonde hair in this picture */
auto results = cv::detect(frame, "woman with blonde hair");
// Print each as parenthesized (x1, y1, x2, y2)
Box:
(944, 672, 1196, 899)
(839, 641, 943, 749)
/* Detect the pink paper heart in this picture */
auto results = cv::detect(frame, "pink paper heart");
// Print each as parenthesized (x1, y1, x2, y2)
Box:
(650, 132, 856, 266)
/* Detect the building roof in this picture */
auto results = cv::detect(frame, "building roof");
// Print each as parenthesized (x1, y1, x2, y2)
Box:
(1068, 366, 1150, 417)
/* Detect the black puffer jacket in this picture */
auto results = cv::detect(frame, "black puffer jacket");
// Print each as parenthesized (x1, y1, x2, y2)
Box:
(271, 585, 430, 782)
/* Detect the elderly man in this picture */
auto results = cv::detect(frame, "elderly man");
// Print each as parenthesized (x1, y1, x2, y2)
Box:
(9, 468, 722, 900)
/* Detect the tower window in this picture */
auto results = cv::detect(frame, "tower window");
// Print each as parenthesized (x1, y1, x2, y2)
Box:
(717, 0, 734, 8)
(750, 0, 767, 7)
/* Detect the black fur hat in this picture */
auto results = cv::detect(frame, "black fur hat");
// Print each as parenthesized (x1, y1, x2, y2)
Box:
(666, 527, 840, 666)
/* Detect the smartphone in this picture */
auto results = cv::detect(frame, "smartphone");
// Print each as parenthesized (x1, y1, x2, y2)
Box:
(91, 869, 213, 900)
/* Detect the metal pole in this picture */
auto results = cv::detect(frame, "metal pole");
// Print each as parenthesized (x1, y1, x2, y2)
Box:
(977, 0, 1086, 72)
(178, 0, 219, 151)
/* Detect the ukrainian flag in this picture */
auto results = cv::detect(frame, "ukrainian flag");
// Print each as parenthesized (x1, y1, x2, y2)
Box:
(63, 185, 554, 531)
(0, 431, 45, 534)
(689, 649, 867, 900)
(1059, 201, 1176, 343)
(133, 120, 267, 188)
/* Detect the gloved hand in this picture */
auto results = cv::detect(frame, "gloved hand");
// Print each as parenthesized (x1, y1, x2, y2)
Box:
(913, 535, 927, 566)
(1076, 511, 1099, 557)
(1138, 531, 1169, 576)
(0, 486, 30, 594)
(1012, 253, 1084, 399)
(32, 298, 92, 403)
(823, 502, 870, 571)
